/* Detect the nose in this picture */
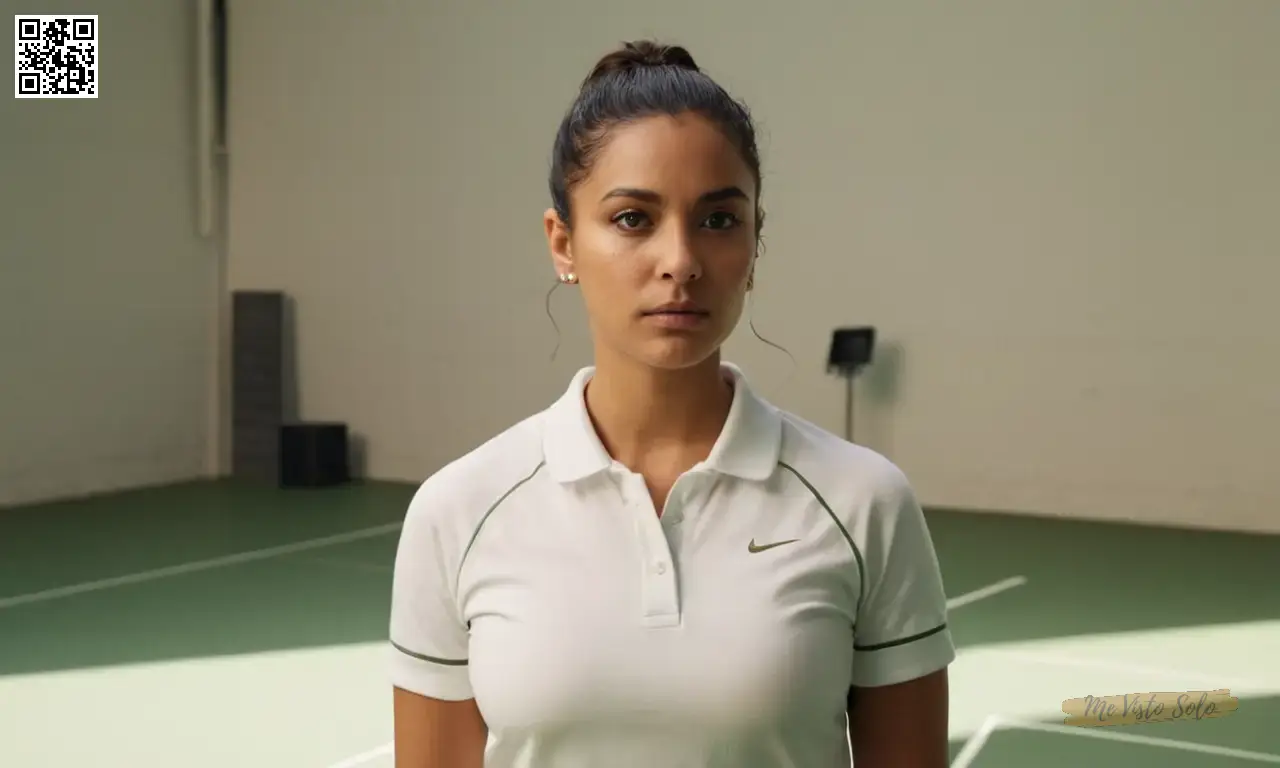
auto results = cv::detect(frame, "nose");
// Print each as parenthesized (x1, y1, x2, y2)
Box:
(659, 226, 702, 283)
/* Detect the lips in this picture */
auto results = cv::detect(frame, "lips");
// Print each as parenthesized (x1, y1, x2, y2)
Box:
(643, 301, 708, 316)
(641, 305, 711, 330)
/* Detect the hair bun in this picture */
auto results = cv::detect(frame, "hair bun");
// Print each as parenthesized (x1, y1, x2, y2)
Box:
(584, 40, 700, 85)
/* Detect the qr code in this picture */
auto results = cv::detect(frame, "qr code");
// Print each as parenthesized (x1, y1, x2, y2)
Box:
(15, 15, 98, 98)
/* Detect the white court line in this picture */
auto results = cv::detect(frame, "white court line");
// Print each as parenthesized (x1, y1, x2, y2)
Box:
(325, 575, 1031, 768)
(328, 742, 394, 768)
(1001, 718, 1280, 763)
(326, 741, 393, 768)
(997, 649, 1255, 691)
(950, 714, 1003, 768)
(954, 642, 1275, 765)
(946, 575, 1028, 611)
(296, 555, 395, 576)
(0, 522, 403, 610)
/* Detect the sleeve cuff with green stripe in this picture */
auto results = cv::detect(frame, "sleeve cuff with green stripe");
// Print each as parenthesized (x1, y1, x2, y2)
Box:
(849, 622, 956, 688)
(388, 640, 474, 701)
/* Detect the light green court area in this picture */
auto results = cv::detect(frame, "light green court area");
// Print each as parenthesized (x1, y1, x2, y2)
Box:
(1, 481, 1276, 767)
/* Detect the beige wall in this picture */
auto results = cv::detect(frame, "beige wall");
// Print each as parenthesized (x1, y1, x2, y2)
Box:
(1, 0, 220, 507)
(226, 0, 1279, 533)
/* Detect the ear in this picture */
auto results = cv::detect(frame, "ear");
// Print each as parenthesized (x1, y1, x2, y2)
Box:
(544, 208, 573, 278)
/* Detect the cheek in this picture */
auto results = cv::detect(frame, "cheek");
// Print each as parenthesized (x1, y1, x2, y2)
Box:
(577, 234, 648, 289)
(713, 245, 756, 286)
(576, 252, 646, 319)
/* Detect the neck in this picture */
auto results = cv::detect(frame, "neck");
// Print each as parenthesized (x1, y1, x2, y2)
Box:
(584, 349, 734, 469)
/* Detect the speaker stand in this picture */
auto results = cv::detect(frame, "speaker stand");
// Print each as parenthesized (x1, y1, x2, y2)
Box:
(843, 374, 856, 444)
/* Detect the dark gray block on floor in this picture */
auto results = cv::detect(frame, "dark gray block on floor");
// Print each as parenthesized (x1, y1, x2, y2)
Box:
(231, 291, 285, 482)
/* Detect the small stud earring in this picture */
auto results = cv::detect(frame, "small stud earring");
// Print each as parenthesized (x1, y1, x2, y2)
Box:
(560, 272, 578, 285)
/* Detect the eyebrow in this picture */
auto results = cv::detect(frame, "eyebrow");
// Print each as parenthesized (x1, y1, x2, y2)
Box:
(600, 186, 749, 204)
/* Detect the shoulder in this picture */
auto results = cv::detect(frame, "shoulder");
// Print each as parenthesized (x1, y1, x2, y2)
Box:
(401, 410, 549, 547)
(775, 408, 914, 515)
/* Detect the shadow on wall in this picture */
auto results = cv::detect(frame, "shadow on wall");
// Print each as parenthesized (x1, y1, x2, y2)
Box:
(855, 339, 905, 455)
(281, 293, 299, 425)
(862, 339, 904, 405)
(348, 432, 369, 480)
(279, 293, 369, 482)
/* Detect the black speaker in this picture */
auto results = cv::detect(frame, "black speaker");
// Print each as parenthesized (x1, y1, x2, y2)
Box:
(279, 422, 350, 488)
(827, 326, 876, 375)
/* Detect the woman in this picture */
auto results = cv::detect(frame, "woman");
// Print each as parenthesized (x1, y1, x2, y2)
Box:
(389, 40, 953, 767)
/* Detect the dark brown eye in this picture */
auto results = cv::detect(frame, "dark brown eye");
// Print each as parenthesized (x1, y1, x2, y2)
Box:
(704, 211, 740, 230)
(614, 211, 649, 230)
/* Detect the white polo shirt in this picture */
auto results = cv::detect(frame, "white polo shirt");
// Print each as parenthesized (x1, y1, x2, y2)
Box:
(389, 363, 954, 768)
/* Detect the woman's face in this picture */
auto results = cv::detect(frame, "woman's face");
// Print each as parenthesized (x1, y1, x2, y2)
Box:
(545, 112, 758, 371)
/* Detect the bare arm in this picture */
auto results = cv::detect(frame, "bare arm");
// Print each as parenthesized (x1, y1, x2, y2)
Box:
(393, 687, 487, 768)
(847, 667, 949, 768)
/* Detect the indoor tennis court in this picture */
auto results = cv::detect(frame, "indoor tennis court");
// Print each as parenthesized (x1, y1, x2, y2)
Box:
(1, 481, 1275, 767)
(8, 1, 1279, 767)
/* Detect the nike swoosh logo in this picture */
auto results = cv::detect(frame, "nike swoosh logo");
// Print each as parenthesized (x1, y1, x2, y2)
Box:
(748, 538, 799, 553)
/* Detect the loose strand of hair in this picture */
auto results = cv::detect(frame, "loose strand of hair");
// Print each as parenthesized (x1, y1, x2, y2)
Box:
(544, 279, 563, 362)
(747, 290, 796, 374)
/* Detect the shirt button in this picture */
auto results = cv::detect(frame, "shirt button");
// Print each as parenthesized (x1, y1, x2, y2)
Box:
(655, 561, 668, 575)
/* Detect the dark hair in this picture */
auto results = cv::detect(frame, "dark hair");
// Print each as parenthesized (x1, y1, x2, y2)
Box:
(548, 41, 764, 238)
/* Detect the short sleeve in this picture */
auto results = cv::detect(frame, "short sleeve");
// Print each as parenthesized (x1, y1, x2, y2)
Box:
(387, 484, 475, 701)
(849, 466, 955, 688)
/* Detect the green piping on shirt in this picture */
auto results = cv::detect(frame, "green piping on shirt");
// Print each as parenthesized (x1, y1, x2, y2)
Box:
(391, 639, 468, 666)
(456, 460, 547, 586)
(854, 622, 948, 651)
(777, 461, 867, 623)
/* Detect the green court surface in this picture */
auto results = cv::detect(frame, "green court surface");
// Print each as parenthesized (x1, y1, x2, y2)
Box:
(0, 480, 1276, 767)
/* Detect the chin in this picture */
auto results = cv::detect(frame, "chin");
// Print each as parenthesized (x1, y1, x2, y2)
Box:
(631, 338, 723, 371)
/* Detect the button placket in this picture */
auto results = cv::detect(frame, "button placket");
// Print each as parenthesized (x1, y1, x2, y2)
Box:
(618, 473, 680, 627)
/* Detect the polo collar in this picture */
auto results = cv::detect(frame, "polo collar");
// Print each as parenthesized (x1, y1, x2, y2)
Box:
(542, 362, 783, 484)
